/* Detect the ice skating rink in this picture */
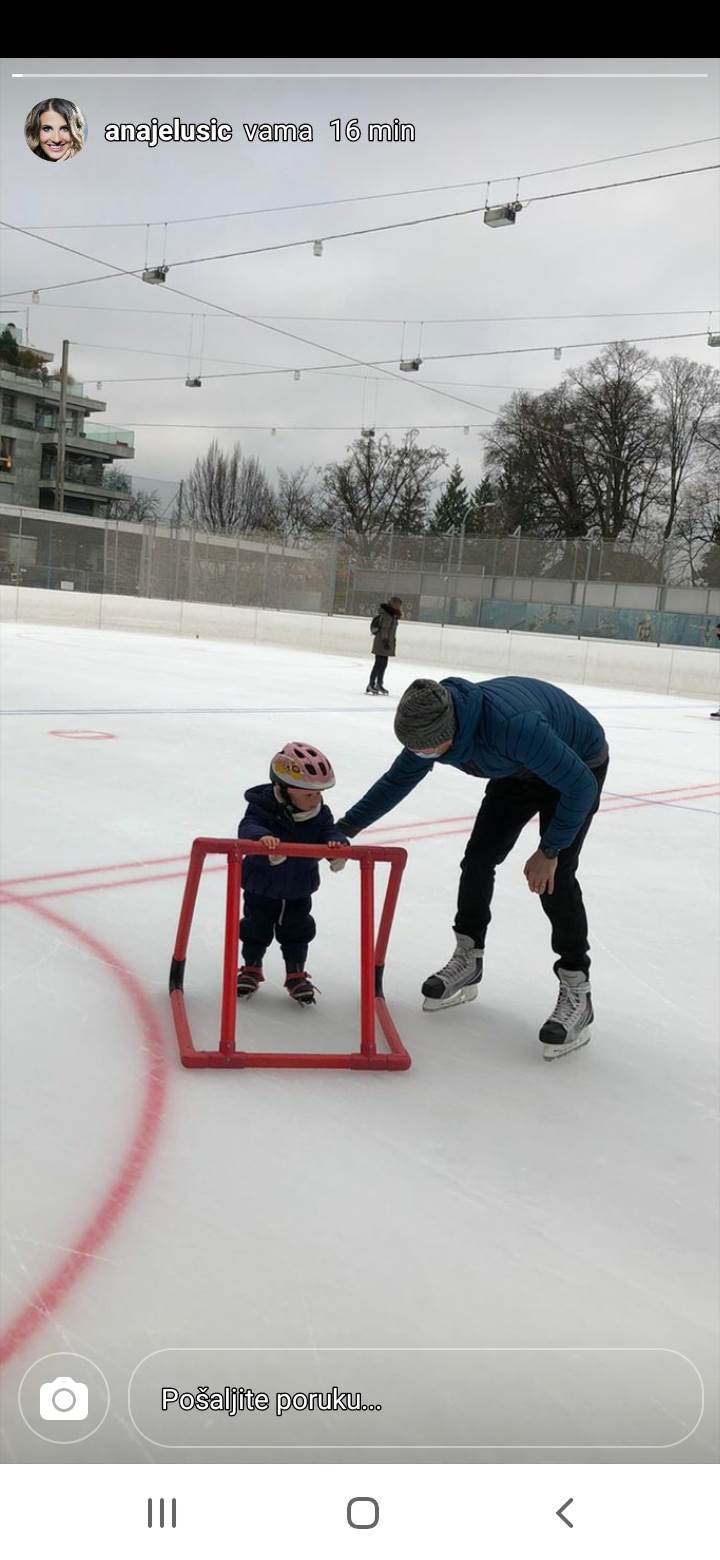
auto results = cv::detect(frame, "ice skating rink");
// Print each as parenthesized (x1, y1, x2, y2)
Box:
(0, 623, 718, 1464)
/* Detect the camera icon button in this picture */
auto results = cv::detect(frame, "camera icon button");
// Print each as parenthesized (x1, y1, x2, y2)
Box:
(39, 1376, 90, 1421)
(18, 1353, 110, 1444)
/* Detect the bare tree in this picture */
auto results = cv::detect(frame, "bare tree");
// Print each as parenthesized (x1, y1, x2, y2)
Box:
(185, 441, 278, 534)
(486, 344, 666, 543)
(486, 386, 594, 537)
(565, 343, 665, 540)
(106, 487, 161, 524)
(316, 431, 446, 561)
(670, 480, 720, 584)
(655, 358, 720, 540)
(276, 466, 319, 539)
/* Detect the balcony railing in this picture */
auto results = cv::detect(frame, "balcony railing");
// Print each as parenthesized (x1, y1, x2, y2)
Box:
(79, 423, 134, 448)
(35, 414, 134, 448)
(0, 364, 87, 396)
(40, 463, 105, 488)
(1, 411, 34, 432)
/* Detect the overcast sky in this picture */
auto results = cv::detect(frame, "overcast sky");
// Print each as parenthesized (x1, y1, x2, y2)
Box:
(1, 55, 718, 506)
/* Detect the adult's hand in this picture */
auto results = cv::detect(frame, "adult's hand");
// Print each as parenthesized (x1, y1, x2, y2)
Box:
(524, 849, 557, 896)
(326, 840, 348, 871)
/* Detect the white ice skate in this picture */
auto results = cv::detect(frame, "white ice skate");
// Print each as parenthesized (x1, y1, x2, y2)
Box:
(421, 933, 484, 1011)
(540, 967, 593, 1060)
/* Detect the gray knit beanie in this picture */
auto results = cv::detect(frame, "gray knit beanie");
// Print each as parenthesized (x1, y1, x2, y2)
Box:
(394, 679, 456, 749)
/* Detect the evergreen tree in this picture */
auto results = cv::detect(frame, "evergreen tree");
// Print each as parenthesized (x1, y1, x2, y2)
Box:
(0, 328, 21, 367)
(432, 461, 469, 532)
(466, 476, 504, 534)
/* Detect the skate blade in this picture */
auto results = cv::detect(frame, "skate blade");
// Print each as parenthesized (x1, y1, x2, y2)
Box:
(542, 1029, 592, 1061)
(422, 984, 479, 1012)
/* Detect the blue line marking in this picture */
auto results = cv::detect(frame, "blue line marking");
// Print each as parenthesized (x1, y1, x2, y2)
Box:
(0, 706, 393, 716)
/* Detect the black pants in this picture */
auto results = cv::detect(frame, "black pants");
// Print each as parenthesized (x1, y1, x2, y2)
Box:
(454, 758, 608, 973)
(240, 891, 316, 970)
(369, 654, 388, 688)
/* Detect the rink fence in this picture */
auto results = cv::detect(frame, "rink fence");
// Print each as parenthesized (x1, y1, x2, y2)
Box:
(2, 584, 718, 699)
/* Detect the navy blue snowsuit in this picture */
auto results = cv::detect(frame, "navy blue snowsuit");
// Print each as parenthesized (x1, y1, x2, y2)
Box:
(237, 784, 348, 968)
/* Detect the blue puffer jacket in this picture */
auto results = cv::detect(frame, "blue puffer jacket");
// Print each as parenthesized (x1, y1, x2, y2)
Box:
(342, 676, 608, 853)
(238, 784, 348, 898)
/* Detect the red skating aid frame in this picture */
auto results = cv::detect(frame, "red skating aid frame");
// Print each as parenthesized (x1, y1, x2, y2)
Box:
(169, 838, 410, 1070)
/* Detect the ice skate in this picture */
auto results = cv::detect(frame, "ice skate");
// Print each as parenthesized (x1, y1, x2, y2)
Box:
(236, 965, 264, 1000)
(377, 686, 390, 695)
(365, 685, 379, 695)
(421, 933, 484, 1011)
(711, 709, 720, 718)
(540, 966, 593, 1059)
(285, 970, 318, 1006)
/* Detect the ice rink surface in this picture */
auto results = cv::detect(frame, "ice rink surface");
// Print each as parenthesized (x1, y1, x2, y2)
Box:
(0, 623, 718, 1463)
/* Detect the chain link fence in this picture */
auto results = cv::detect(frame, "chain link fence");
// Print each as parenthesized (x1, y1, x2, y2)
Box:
(1, 504, 718, 648)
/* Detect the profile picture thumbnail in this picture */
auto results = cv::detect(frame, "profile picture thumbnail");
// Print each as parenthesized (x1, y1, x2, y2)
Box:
(25, 98, 87, 163)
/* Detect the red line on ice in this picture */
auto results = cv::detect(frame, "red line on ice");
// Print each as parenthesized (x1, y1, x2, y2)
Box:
(0, 782, 717, 908)
(0, 853, 189, 888)
(0, 892, 168, 1365)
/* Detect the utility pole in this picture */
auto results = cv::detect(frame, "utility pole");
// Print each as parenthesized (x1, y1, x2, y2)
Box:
(457, 516, 467, 574)
(174, 480, 184, 600)
(56, 339, 70, 514)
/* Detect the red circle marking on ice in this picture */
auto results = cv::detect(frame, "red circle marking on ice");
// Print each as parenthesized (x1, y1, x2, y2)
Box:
(0, 891, 168, 1366)
(49, 730, 116, 740)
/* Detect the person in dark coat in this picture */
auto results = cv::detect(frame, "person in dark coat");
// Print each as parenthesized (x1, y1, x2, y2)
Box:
(367, 596, 403, 695)
(237, 742, 348, 1005)
(336, 676, 609, 1058)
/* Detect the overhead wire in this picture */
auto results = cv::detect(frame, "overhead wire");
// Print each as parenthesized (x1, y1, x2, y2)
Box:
(18, 135, 720, 230)
(75, 330, 710, 386)
(4, 302, 716, 323)
(1, 163, 717, 300)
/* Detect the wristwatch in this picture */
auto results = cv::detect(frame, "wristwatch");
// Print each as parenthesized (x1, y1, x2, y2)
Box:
(540, 844, 559, 860)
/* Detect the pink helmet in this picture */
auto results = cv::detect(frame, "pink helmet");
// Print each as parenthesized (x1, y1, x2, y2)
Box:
(270, 742, 336, 791)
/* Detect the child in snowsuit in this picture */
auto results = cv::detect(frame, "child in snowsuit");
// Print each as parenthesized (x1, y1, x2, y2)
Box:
(236, 742, 348, 1005)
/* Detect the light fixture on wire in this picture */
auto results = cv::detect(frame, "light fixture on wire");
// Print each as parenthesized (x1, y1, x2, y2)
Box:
(313, 240, 323, 258)
(553, 347, 562, 362)
(399, 320, 423, 373)
(142, 265, 169, 285)
(185, 315, 205, 390)
(463, 426, 470, 436)
(361, 426, 375, 438)
(483, 177, 523, 229)
(31, 290, 40, 304)
(293, 370, 301, 382)
(270, 427, 277, 436)
(484, 202, 523, 228)
(708, 332, 720, 347)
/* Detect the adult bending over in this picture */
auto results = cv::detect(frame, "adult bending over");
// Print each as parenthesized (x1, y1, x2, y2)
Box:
(336, 675, 609, 1060)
